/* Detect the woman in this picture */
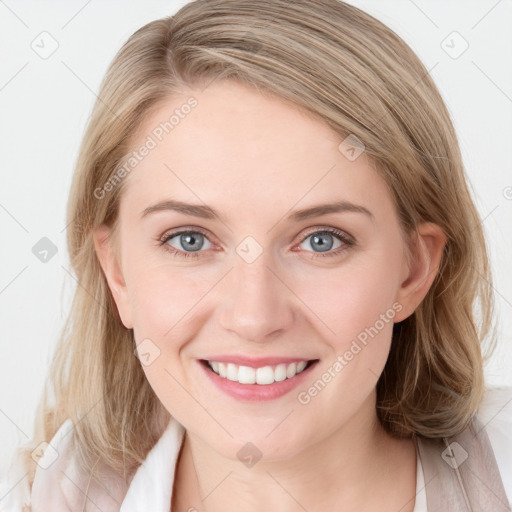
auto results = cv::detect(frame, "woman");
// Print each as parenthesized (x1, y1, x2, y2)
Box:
(3, 0, 511, 510)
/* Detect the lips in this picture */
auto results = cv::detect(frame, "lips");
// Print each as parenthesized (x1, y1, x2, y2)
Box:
(198, 357, 320, 401)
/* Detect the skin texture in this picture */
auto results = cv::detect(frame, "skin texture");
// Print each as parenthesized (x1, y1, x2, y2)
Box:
(94, 80, 447, 512)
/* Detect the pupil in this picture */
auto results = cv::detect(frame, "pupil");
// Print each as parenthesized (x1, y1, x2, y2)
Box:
(312, 233, 333, 252)
(181, 233, 203, 251)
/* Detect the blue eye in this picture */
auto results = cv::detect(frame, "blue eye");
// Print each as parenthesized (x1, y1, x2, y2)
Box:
(297, 228, 354, 258)
(301, 231, 340, 252)
(161, 229, 213, 259)
(159, 227, 355, 260)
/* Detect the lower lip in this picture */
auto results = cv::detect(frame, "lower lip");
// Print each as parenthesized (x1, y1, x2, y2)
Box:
(198, 360, 319, 402)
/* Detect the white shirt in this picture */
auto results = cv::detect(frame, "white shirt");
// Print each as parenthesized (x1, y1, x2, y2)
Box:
(2, 386, 511, 511)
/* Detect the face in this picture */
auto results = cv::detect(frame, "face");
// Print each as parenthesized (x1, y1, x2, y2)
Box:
(94, 79, 442, 462)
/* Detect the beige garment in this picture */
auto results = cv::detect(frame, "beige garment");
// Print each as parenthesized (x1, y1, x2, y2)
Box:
(417, 415, 511, 511)
(30, 423, 130, 512)
(27, 415, 510, 511)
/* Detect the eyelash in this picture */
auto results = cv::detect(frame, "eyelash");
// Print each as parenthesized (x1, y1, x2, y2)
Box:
(158, 227, 355, 260)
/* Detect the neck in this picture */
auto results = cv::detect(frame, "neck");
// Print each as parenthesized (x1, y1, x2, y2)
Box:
(171, 391, 417, 512)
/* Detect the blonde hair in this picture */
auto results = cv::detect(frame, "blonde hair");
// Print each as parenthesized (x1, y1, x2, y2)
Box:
(18, 0, 496, 493)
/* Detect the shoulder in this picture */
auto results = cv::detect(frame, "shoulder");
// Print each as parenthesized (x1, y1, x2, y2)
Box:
(0, 447, 33, 511)
(477, 385, 512, 441)
(26, 416, 183, 512)
(29, 418, 77, 511)
(476, 386, 512, 500)
(29, 419, 129, 512)
(0, 419, 75, 512)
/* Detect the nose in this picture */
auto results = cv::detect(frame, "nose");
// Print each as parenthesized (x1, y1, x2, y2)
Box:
(217, 252, 295, 343)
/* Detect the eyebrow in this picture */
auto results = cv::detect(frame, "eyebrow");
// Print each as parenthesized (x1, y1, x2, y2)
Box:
(140, 199, 374, 223)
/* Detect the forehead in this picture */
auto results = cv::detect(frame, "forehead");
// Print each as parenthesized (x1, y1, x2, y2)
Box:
(119, 80, 393, 223)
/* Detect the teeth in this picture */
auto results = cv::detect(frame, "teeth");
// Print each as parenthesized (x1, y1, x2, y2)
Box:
(256, 366, 274, 385)
(286, 362, 297, 378)
(239, 365, 256, 384)
(274, 363, 287, 382)
(207, 360, 311, 385)
(227, 363, 238, 381)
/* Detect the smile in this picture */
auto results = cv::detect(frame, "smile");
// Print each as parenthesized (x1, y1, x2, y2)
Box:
(198, 358, 320, 401)
(205, 360, 310, 385)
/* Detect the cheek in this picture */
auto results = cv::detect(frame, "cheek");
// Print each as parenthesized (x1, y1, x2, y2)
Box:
(292, 258, 401, 429)
(295, 251, 402, 345)
(127, 262, 211, 338)
(125, 264, 207, 417)
(290, 243, 404, 402)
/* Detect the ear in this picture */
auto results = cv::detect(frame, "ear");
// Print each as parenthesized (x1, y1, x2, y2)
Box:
(92, 224, 133, 329)
(393, 222, 447, 323)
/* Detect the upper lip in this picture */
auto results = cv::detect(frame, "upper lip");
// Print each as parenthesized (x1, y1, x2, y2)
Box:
(199, 355, 318, 368)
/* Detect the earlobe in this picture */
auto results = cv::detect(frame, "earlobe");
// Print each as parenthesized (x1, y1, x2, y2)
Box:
(394, 222, 447, 323)
(92, 224, 133, 329)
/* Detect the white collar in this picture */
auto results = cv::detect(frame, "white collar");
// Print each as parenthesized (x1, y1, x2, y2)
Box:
(120, 417, 186, 512)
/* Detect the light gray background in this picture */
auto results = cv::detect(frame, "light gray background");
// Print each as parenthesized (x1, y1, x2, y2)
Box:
(1, 0, 511, 479)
